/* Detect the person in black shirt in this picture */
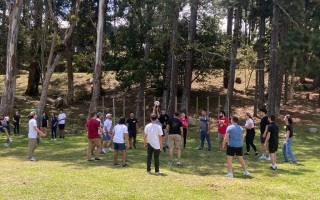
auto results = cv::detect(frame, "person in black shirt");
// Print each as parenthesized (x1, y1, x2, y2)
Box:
(166, 112, 183, 165)
(13, 111, 21, 135)
(264, 115, 279, 170)
(126, 112, 138, 149)
(282, 115, 297, 164)
(259, 108, 270, 160)
(158, 108, 170, 151)
(41, 112, 49, 137)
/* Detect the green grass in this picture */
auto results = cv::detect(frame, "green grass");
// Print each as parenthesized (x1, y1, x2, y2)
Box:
(1, 126, 319, 200)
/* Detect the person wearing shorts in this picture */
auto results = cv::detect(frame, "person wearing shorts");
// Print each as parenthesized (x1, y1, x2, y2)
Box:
(222, 116, 249, 178)
(216, 111, 228, 151)
(166, 112, 183, 165)
(264, 115, 279, 170)
(86, 112, 103, 161)
(58, 109, 66, 139)
(126, 112, 138, 149)
(111, 117, 129, 167)
(103, 114, 113, 153)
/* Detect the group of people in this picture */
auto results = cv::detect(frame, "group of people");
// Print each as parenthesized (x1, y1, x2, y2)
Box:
(0, 111, 22, 147)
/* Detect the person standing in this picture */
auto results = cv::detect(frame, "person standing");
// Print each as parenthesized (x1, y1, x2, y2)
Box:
(13, 111, 21, 135)
(102, 113, 114, 153)
(198, 109, 211, 151)
(222, 116, 250, 178)
(166, 112, 183, 165)
(126, 112, 138, 149)
(58, 109, 66, 139)
(159, 108, 170, 151)
(111, 117, 129, 167)
(179, 112, 189, 148)
(216, 111, 228, 151)
(282, 115, 297, 164)
(244, 113, 259, 156)
(264, 115, 279, 170)
(40, 112, 49, 137)
(86, 112, 103, 161)
(51, 113, 58, 141)
(258, 108, 270, 160)
(27, 111, 46, 161)
(96, 112, 105, 154)
(144, 113, 163, 175)
(0, 115, 12, 147)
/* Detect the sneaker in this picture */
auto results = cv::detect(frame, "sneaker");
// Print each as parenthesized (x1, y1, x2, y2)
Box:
(259, 155, 266, 160)
(101, 149, 106, 153)
(28, 157, 37, 161)
(176, 161, 181, 165)
(146, 171, 152, 175)
(87, 159, 94, 162)
(100, 151, 106, 155)
(54, 139, 57, 141)
(255, 152, 259, 156)
(198, 147, 203, 150)
(267, 156, 271, 161)
(244, 152, 250, 155)
(168, 161, 172, 166)
(3, 143, 9, 147)
(8, 137, 13, 143)
(94, 157, 101, 161)
(155, 171, 163, 176)
(270, 166, 277, 170)
(133, 144, 136, 149)
(226, 172, 234, 178)
(108, 148, 114, 152)
(292, 161, 298, 165)
(122, 164, 129, 167)
(51, 139, 54, 141)
(243, 171, 250, 176)
(114, 163, 121, 166)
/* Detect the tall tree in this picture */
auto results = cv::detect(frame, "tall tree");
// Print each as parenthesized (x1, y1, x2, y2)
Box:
(88, 0, 106, 116)
(223, 7, 234, 89)
(0, 0, 23, 115)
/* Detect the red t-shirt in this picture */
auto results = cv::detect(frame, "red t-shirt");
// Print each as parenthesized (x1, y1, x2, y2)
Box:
(180, 118, 189, 129)
(217, 117, 228, 134)
(86, 119, 100, 139)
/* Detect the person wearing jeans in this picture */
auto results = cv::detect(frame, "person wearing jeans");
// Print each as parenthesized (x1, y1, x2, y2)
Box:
(282, 115, 297, 164)
(51, 113, 58, 141)
(244, 113, 259, 156)
(144, 113, 163, 175)
(198, 109, 211, 151)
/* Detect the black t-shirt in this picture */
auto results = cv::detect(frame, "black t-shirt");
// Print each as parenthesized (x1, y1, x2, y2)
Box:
(126, 118, 138, 132)
(42, 116, 48, 127)
(159, 114, 169, 129)
(260, 116, 269, 134)
(268, 122, 279, 144)
(13, 115, 21, 124)
(286, 124, 293, 138)
(168, 118, 182, 135)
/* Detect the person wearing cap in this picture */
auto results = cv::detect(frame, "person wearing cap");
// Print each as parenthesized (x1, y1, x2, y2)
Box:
(96, 112, 105, 154)
(27, 111, 46, 161)
(102, 113, 113, 153)
(144, 113, 163, 175)
(282, 115, 297, 164)
(111, 117, 129, 167)
(258, 108, 270, 160)
(86, 112, 104, 161)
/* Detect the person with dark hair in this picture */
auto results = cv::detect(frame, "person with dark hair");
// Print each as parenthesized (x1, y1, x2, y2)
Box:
(216, 111, 228, 151)
(13, 111, 21, 135)
(198, 109, 211, 151)
(144, 113, 163, 175)
(264, 115, 279, 170)
(158, 108, 170, 151)
(96, 112, 104, 155)
(166, 112, 183, 165)
(282, 115, 297, 164)
(179, 112, 189, 148)
(222, 116, 250, 178)
(126, 112, 138, 149)
(40, 112, 49, 137)
(111, 117, 129, 167)
(258, 108, 270, 160)
(51, 113, 58, 141)
(0, 115, 12, 147)
(58, 109, 66, 139)
(86, 112, 103, 161)
(244, 113, 259, 156)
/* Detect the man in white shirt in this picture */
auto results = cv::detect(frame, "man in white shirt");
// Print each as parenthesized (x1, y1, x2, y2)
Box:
(28, 111, 46, 161)
(103, 113, 113, 153)
(111, 117, 129, 167)
(58, 109, 66, 139)
(144, 113, 163, 175)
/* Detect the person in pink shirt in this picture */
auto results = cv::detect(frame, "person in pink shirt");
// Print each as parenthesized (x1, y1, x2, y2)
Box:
(216, 111, 229, 152)
(180, 112, 189, 148)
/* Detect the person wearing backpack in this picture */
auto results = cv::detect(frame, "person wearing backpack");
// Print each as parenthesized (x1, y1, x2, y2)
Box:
(198, 109, 211, 151)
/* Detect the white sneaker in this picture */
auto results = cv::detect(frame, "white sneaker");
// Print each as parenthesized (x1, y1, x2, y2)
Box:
(108, 148, 114, 152)
(267, 156, 271, 161)
(243, 171, 250, 176)
(259, 155, 266, 160)
(176, 161, 181, 165)
(226, 172, 234, 178)
(54, 139, 57, 141)
(155, 171, 163, 176)
(168, 161, 172, 166)
(101, 148, 106, 153)
(4, 143, 9, 147)
(8, 137, 13, 143)
(28, 157, 37, 161)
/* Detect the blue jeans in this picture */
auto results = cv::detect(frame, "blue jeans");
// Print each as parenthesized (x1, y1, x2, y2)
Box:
(282, 137, 296, 162)
(200, 131, 211, 149)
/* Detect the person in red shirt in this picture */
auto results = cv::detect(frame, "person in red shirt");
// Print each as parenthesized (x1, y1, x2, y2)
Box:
(179, 112, 189, 148)
(86, 112, 104, 161)
(216, 111, 229, 151)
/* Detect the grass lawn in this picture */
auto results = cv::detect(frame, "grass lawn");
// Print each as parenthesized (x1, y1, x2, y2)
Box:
(0, 125, 319, 200)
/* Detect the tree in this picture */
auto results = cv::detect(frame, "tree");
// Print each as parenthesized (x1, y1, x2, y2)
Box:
(0, 0, 23, 115)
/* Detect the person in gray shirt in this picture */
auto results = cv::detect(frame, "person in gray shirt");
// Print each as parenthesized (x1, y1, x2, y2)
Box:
(198, 109, 211, 151)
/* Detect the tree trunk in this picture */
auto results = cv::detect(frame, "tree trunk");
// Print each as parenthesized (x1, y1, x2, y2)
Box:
(223, 7, 233, 89)
(167, 1, 180, 117)
(0, 3, 6, 73)
(181, 0, 199, 113)
(0, 0, 23, 115)
(267, 0, 280, 116)
(66, 34, 74, 103)
(288, 56, 297, 100)
(284, 72, 288, 105)
(25, 61, 41, 96)
(224, 3, 241, 117)
(88, 0, 105, 117)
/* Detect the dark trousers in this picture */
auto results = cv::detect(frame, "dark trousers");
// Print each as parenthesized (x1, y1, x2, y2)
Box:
(147, 143, 160, 173)
(14, 124, 19, 135)
(200, 131, 211, 149)
(51, 126, 57, 139)
(246, 129, 257, 152)
(183, 128, 187, 148)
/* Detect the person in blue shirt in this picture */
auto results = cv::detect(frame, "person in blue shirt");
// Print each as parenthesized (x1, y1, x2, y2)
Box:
(222, 116, 250, 178)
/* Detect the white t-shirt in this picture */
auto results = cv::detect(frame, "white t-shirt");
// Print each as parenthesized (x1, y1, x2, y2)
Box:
(28, 119, 38, 139)
(245, 118, 254, 128)
(96, 118, 103, 135)
(103, 119, 112, 133)
(58, 113, 66, 124)
(144, 123, 163, 149)
(113, 124, 128, 143)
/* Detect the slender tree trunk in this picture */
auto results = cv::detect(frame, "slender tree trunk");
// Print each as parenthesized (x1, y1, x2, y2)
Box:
(288, 56, 297, 100)
(181, 0, 199, 113)
(66, 34, 74, 103)
(0, 0, 23, 115)
(267, 0, 280, 116)
(0, 3, 7, 72)
(284, 72, 288, 105)
(88, 0, 105, 116)
(223, 7, 233, 89)
(224, 3, 241, 117)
